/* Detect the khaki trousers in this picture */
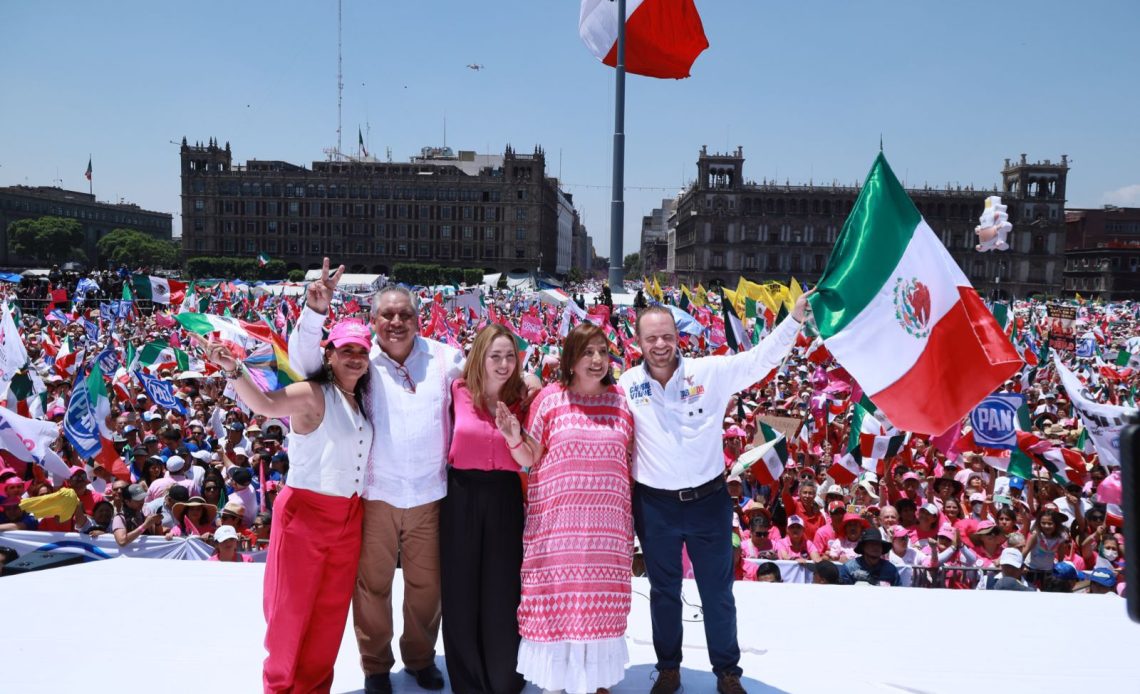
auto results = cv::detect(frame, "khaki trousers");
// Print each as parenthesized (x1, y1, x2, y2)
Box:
(354, 498, 442, 676)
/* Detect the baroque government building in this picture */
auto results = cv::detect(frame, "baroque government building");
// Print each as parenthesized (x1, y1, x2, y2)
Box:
(667, 147, 1069, 298)
(179, 138, 590, 277)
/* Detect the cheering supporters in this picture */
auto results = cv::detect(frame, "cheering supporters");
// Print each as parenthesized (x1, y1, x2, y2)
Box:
(0, 257, 1135, 694)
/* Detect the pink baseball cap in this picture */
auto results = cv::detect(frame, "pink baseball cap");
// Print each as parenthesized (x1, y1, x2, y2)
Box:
(936, 523, 956, 540)
(323, 320, 372, 350)
(891, 525, 910, 540)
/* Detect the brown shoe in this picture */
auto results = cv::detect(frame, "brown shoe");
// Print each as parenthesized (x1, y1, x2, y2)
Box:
(716, 673, 748, 694)
(650, 668, 681, 694)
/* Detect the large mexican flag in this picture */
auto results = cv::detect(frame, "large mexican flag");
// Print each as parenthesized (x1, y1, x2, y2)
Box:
(808, 154, 1021, 435)
(131, 274, 187, 305)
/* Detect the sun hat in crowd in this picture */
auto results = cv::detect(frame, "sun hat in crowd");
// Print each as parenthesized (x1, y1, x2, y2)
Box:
(323, 319, 373, 350)
(220, 499, 246, 519)
(999, 548, 1025, 568)
(854, 528, 890, 555)
(213, 525, 240, 544)
(856, 480, 880, 501)
(723, 425, 747, 439)
(842, 513, 869, 530)
(172, 496, 218, 526)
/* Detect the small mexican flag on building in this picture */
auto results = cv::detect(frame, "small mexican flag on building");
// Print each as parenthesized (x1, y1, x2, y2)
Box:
(808, 153, 1021, 435)
(257, 252, 271, 268)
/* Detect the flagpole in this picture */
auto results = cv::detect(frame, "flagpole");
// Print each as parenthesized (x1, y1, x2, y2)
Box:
(607, 0, 626, 292)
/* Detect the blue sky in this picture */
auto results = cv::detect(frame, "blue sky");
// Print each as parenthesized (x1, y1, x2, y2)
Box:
(2, 0, 1137, 260)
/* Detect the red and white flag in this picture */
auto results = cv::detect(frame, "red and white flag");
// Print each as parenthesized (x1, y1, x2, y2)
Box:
(579, 0, 709, 79)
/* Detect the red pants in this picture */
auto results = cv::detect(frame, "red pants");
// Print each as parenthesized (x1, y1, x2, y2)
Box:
(263, 486, 363, 694)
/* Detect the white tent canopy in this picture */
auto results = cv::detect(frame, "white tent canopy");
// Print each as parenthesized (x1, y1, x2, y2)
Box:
(302, 271, 385, 293)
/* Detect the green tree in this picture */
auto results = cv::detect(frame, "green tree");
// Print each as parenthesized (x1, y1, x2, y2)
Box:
(8, 216, 86, 263)
(623, 252, 641, 276)
(565, 266, 584, 284)
(287, 269, 306, 282)
(96, 228, 180, 269)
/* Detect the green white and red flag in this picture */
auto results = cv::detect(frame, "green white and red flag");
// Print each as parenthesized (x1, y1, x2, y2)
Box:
(808, 154, 1021, 435)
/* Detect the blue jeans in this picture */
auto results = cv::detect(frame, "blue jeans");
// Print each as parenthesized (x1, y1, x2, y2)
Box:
(633, 482, 742, 678)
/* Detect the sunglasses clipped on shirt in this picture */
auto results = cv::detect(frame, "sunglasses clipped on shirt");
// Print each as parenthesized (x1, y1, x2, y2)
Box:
(393, 363, 416, 394)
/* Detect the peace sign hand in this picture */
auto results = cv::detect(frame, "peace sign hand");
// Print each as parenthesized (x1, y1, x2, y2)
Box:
(306, 257, 345, 314)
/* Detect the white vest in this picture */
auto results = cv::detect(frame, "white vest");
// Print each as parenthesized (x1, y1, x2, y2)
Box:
(286, 383, 371, 498)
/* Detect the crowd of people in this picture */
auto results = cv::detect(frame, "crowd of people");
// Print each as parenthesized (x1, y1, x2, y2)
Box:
(0, 260, 1130, 694)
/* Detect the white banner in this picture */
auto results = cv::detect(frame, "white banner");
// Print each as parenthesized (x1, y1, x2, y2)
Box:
(1053, 355, 1130, 467)
(0, 531, 267, 562)
(0, 303, 28, 383)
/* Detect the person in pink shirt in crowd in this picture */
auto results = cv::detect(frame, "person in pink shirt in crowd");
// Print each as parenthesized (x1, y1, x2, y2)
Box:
(928, 524, 978, 589)
(941, 498, 977, 547)
(209, 524, 253, 563)
(779, 474, 825, 542)
(776, 516, 821, 562)
(166, 496, 218, 538)
(877, 505, 899, 541)
(886, 525, 922, 587)
(913, 503, 942, 547)
(929, 475, 963, 508)
(823, 513, 869, 563)
(812, 500, 848, 550)
(969, 520, 1006, 568)
(67, 467, 104, 515)
(740, 505, 779, 581)
(144, 455, 197, 503)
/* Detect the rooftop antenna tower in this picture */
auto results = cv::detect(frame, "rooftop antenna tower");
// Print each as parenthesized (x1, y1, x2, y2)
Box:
(336, 0, 343, 157)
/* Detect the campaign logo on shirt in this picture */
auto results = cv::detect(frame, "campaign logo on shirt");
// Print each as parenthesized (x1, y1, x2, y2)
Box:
(629, 382, 652, 405)
(680, 382, 705, 400)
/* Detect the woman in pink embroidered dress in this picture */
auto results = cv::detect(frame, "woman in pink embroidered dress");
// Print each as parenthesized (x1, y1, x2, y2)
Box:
(495, 322, 634, 694)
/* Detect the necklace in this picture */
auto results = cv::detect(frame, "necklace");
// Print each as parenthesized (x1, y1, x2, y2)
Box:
(333, 380, 356, 397)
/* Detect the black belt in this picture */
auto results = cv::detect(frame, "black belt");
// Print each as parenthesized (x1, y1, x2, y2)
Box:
(638, 475, 725, 503)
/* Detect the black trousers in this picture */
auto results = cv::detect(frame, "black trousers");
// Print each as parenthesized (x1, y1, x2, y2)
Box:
(440, 468, 526, 694)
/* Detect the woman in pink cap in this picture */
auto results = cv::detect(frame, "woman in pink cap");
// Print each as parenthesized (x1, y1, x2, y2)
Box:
(969, 520, 1006, 567)
(198, 318, 374, 694)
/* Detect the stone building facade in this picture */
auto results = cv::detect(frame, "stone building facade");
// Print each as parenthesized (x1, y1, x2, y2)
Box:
(671, 147, 1069, 298)
(0, 186, 172, 267)
(179, 138, 570, 275)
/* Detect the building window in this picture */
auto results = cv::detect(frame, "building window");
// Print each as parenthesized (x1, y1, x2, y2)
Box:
(194, 199, 204, 211)
(463, 226, 474, 240)
(440, 225, 452, 239)
(484, 227, 496, 241)
(462, 245, 474, 259)
(418, 243, 430, 257)
(193, 219, 204, 231)
(711, 253, 724, 269)
(439, 245, 451, 258)
(397, 243, 408, 256)
(516, 246, 526, 259)
(515, 227, 527, 241)
(516, 207, 528, 221)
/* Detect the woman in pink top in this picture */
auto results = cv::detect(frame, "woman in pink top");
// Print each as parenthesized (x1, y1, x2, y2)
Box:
(740, 506, 780, 580)
(776, 516, 821, 562)
(969, 520, 1006, 567)
(441, 324, 540, 694)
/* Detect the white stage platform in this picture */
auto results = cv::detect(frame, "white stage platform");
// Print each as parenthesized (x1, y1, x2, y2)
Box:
(4, 560, 1138, 693)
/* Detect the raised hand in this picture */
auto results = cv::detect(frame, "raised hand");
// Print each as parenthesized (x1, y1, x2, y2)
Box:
(307, 256, 345, 314)
(189, 333, 239, 372)
(792, 289, 815, 322)
(495, 401, 522, 444)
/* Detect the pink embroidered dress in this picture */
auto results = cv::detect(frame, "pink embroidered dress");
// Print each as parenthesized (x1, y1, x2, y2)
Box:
(516, 383, 635, 694)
